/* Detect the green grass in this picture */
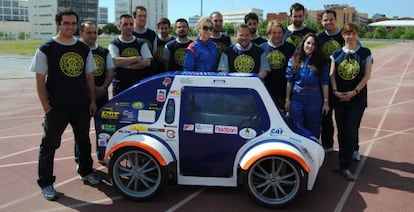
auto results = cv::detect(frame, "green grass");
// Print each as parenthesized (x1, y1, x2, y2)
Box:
(361, 41, 396, 49)
(0, 39, 397, 56)
(0, 38, 113, 56)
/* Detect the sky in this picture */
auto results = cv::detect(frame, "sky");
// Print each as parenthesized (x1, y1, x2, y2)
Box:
(100, 0, 413, 23)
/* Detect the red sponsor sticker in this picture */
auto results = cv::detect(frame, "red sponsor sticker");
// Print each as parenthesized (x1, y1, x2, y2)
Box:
(215, 125, 238, 134)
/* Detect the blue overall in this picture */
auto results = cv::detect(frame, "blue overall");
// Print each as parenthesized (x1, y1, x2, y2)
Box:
(286, 56, 329, 138)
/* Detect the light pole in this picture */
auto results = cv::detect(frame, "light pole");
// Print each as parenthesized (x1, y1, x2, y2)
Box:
(200, 0, 203, 16)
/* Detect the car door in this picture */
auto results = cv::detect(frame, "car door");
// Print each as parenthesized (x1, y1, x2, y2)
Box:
(179, 87, 270, 177)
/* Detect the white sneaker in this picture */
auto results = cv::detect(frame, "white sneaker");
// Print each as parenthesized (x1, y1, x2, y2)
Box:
(353, 151, 361, 161)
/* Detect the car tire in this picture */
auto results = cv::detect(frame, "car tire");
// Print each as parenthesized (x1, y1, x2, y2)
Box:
(109, 147, 167, 200)
(244, 155, 306, 208)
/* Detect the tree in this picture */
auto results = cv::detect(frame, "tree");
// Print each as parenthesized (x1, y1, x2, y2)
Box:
(373, 26, 387, 39)
(258, 19, 268, 36)
(223, 23, 235, 36)
(400, 27, 414, 39)
(102, 23, 120, 35)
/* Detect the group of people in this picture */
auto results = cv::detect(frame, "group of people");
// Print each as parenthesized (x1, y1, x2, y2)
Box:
(30, 2, 373, 201)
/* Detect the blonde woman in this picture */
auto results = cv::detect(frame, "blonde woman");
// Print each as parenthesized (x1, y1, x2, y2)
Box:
(183, 17, 218, 72)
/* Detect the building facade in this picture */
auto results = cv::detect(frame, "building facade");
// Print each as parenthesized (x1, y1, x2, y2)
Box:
(0, 0, 29, 39)
(98, 6, 108, 24)
(222, 8, 263, 25)
(28, 0, 98, 40)
(114, 0, 167, 29)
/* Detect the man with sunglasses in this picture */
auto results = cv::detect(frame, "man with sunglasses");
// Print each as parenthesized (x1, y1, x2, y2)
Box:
(108, 14, 152, 95)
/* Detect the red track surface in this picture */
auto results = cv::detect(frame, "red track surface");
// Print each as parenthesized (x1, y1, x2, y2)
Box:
(0, 42, 413, 211)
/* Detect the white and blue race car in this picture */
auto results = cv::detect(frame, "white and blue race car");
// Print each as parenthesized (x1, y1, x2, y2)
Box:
(94, 72, 324, 208)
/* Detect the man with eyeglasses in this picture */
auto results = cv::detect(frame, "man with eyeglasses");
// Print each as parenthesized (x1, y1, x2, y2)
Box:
(133, 5, 157, 73)
(30, 9, 100, 201)
(109, 14, 152, 95)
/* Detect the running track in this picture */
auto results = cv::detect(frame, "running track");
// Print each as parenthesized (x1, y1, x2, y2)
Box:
(0, 42, 413, 211)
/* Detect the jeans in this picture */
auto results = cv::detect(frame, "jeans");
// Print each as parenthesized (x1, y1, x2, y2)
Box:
(334, 105, 365, 169)
(38, 106, 93, 188)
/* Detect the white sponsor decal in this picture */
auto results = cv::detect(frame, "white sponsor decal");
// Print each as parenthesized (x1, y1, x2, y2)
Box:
(138, 110, 156, 122)
(215, 125, 238, 134)
(195, 123, 214, 134)
(239, 128, 257, 139)
(97, 133, 110, 147)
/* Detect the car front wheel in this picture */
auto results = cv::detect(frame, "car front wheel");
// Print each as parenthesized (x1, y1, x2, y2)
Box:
(245, 156, 306, 208)
(109, 147, 167, 200)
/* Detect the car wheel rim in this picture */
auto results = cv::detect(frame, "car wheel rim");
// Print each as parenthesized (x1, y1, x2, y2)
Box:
(247, 156, 301, 205)
(112, 150, 162, 198)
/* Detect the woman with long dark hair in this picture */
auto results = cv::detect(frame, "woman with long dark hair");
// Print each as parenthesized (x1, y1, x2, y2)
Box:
(285, 33, 330, 140)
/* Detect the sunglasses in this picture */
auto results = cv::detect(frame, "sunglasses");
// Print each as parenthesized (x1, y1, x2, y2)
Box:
(202, 26, 214, 32)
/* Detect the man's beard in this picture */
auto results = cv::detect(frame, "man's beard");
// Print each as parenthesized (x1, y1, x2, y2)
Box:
(293, 21, 302, 27)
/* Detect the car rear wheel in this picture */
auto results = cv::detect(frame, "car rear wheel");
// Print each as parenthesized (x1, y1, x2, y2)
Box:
(245, 156, 306, 208)
(109, 147, 167, 200)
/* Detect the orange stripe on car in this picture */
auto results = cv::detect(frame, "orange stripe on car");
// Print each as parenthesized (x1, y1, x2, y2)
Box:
(241, 149, 310, 173)
(104, 141, 167, 166)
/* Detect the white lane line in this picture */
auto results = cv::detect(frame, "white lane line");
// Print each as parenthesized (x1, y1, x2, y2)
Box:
(0, 114, 42, 121)
(0, 166, 107, 211)
(334, 126, 414, 212)
(0, 129, 95, 160)
(373, 49, 413, 138)
(0, 156, 74, 168)
(165, 187, 206, 212)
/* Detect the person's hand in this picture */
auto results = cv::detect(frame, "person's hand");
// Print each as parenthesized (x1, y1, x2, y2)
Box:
(43, 105, 52, 114)
(322, 102, 330, 115)
(95, 86, 107, 100)
(89, 102, 97, 117)
(284, 99, 290, 114)
(337, 90, 357, 102)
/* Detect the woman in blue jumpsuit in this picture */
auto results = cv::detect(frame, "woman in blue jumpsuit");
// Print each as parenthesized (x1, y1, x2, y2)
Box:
(183, 17, 218, 72)
(285, 33, 330, 140)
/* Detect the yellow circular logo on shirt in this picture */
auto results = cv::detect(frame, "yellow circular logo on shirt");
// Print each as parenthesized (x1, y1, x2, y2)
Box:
(174, 48, 186, 66)
(267, 50, 286, 70)
(59, 52, 84, 77)
(121, 47, 139, 57)
(322, 40, 341, 57)
(92, 54, 105, 77)
(234, 54, 255, 73)
(338, 59, 360, 80)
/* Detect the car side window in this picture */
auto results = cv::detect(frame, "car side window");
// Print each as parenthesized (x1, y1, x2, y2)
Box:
(165, 99, 175, 124)
(184, 87, 265, 128)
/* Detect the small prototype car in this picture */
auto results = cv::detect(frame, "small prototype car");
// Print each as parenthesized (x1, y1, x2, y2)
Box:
(94, 72, 324, 208)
